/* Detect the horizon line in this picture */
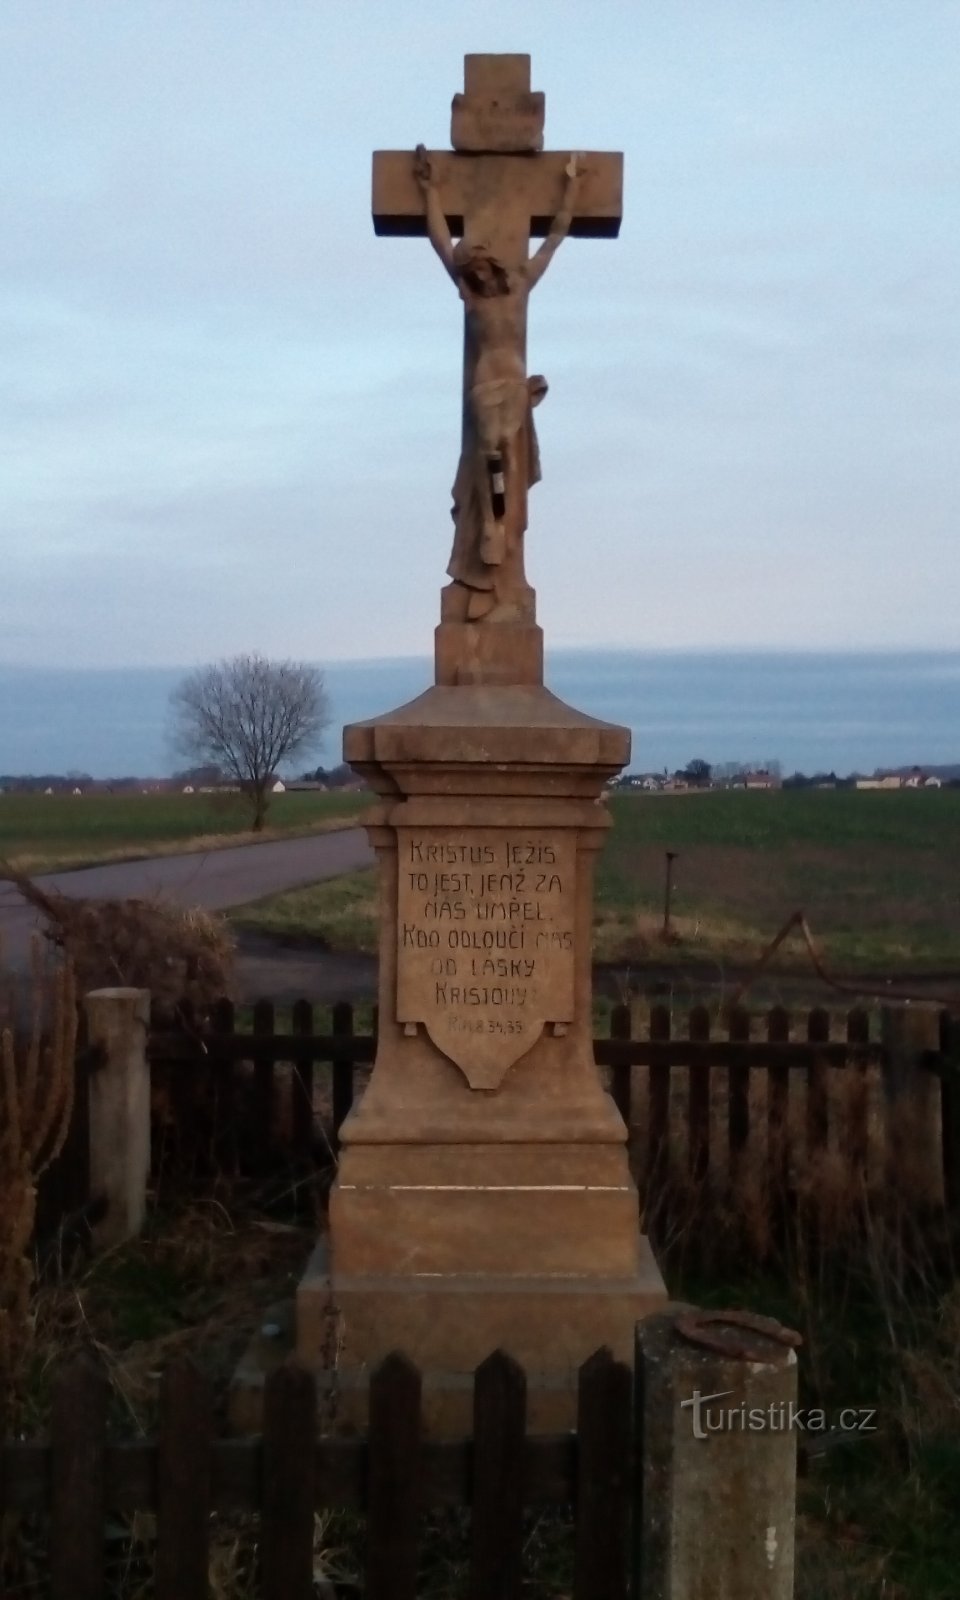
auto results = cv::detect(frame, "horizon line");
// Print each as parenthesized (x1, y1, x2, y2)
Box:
(3, 644, 960, 673)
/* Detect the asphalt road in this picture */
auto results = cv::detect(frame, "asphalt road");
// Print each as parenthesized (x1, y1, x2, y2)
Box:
(0, 828, 374, 975)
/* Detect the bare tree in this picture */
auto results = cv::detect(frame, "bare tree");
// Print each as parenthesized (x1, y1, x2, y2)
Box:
(682, 757, 712, 787)
(170, 654, 330, 831)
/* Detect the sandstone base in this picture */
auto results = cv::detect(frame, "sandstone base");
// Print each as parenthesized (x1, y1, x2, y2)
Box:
(304, 675, 668, 1435)
(297, 1236, 666, 1436)
(296, 1137, 666, 1435)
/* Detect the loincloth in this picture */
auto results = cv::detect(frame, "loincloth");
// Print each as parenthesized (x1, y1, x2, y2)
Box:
(469, 377, 529, 454)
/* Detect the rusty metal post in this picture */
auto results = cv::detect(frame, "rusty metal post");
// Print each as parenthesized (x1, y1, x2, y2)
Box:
(661, 851, 679, 941)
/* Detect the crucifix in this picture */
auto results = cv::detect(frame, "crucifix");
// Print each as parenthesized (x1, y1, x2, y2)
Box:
(372, 54, 623, 626)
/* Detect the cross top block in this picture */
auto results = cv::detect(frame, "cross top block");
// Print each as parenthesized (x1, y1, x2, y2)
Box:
(372, 53, 623, 242)
(452, 52, 545, 153)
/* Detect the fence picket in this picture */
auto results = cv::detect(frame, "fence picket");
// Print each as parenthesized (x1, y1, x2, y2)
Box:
(767, 1007, 791, 1198)
(573, 1348, 632, 1600)
(43, 997, 956, 1251)
(156, 1359, 211, 1600)
(291, 998, 315, 1167)
(50, 1354, 106, 1600)
(366, 1352, 422, 1600)
(170, 998, 202, 1155)
(609, 1005, 632, 1126)
(648, 1005, 671, 1184)
(688, 1006, 710, 1183)
(252, 1000, 276, 1165)
(212, 996, 235, 1030)
(940, 1015, 960, 1216)
(261, 1363, 317, 1600)
(728, 1007, 751, 1179)
(211, 997, 237, 1169)
(470, 1349, 527, 1600)
(806, 1008, 830, 1157)
(332, 1000, 355, 1153)
(36, 1013, 92, 1239)
(844, 1009, 870, 1180)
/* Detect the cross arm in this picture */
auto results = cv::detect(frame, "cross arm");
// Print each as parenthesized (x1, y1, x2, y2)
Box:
(372, 149, 623, 239)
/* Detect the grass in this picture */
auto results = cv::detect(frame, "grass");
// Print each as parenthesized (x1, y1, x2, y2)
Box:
(16, 1166, 960, 1597)
(0, 789, 374, 874)
(231, 868, 379, 950)
(593, 788, 960, 975)
(232, 790, 960, 984)
(8, 1191, 316, 1598)
(638, 1068, 960, 1600)
(675, 1254, 960, 1600)
(24, 1190, 313, 1434)
(9, 996, 959, 1599)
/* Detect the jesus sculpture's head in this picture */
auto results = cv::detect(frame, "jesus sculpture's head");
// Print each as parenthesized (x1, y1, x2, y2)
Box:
(452, 239, 510, 298)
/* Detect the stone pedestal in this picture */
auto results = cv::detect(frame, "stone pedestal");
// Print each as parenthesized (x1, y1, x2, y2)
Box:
(636, 1309, 799, 1599)
(296, 624, 666, 1435)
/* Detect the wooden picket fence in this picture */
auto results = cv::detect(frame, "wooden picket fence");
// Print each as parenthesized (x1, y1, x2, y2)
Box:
(147, 997, 957, 1191)
(36, 998, 960, 1243)
(1, 1346, 631, 1600)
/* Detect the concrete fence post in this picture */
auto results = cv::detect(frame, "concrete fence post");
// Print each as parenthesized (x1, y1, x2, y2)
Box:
(881, 1003, 943, 1201)
(635, 1306, 799, 1600)
(84, 987, 151, 1250)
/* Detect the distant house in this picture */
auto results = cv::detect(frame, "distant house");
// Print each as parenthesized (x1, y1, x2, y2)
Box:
(743, 770, 781, 790)
(856, 774, 902, 790)
(903, 767, 926, 789)
(182, 784, 195, 795)
(924, 775, 942, 788)
(271, 779, 286, 795)
(618, 773, 668, 792)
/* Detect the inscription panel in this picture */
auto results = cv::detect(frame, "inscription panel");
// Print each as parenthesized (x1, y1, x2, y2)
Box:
(396, 828, 576, 1088)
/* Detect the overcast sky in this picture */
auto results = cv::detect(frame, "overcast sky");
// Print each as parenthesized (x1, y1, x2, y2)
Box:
(2, 1, 958, 668)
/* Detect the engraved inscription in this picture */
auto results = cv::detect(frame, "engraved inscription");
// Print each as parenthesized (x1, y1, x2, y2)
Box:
(396, 827, 575, 1088)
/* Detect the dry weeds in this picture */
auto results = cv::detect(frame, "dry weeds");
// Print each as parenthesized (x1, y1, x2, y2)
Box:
(0, 944, 76, 1430)
(1, 861, 234, 1017)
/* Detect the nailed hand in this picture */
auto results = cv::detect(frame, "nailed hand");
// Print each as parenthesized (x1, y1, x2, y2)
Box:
(414, 143, 433, 190)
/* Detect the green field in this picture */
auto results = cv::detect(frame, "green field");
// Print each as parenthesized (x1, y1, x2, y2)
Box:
(595, 787, 960, 972)
(233, 789, 960, 981)
(0, 789, 375, 874)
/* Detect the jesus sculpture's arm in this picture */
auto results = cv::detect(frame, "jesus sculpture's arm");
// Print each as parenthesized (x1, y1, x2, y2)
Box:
(414, 144, 456, 281)
(526, 153, 582, 288)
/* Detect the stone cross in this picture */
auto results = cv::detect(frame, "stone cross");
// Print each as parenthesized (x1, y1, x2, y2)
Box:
(372, 55, 623, 628)
(372, 54, 623, 257)
(291, 58, 667, 1439)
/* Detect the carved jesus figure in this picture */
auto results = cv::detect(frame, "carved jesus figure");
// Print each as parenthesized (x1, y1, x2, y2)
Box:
(414, 146, 582, 621)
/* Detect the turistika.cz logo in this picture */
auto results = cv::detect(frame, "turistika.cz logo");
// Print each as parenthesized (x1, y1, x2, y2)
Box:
(680, 1389, 878, 1441)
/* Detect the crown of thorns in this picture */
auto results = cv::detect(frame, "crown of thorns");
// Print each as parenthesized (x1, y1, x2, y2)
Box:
(452, 238, 502, 268)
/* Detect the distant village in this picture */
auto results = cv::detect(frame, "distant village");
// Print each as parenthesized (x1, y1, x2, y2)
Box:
(611, 760, 958, 793)
(1, 760, 957, 797)
(1, 762, 957, 796)
(0, 763, 366, 796)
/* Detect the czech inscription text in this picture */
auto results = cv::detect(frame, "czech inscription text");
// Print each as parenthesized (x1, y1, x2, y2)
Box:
(396, 828, 576, 1084)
